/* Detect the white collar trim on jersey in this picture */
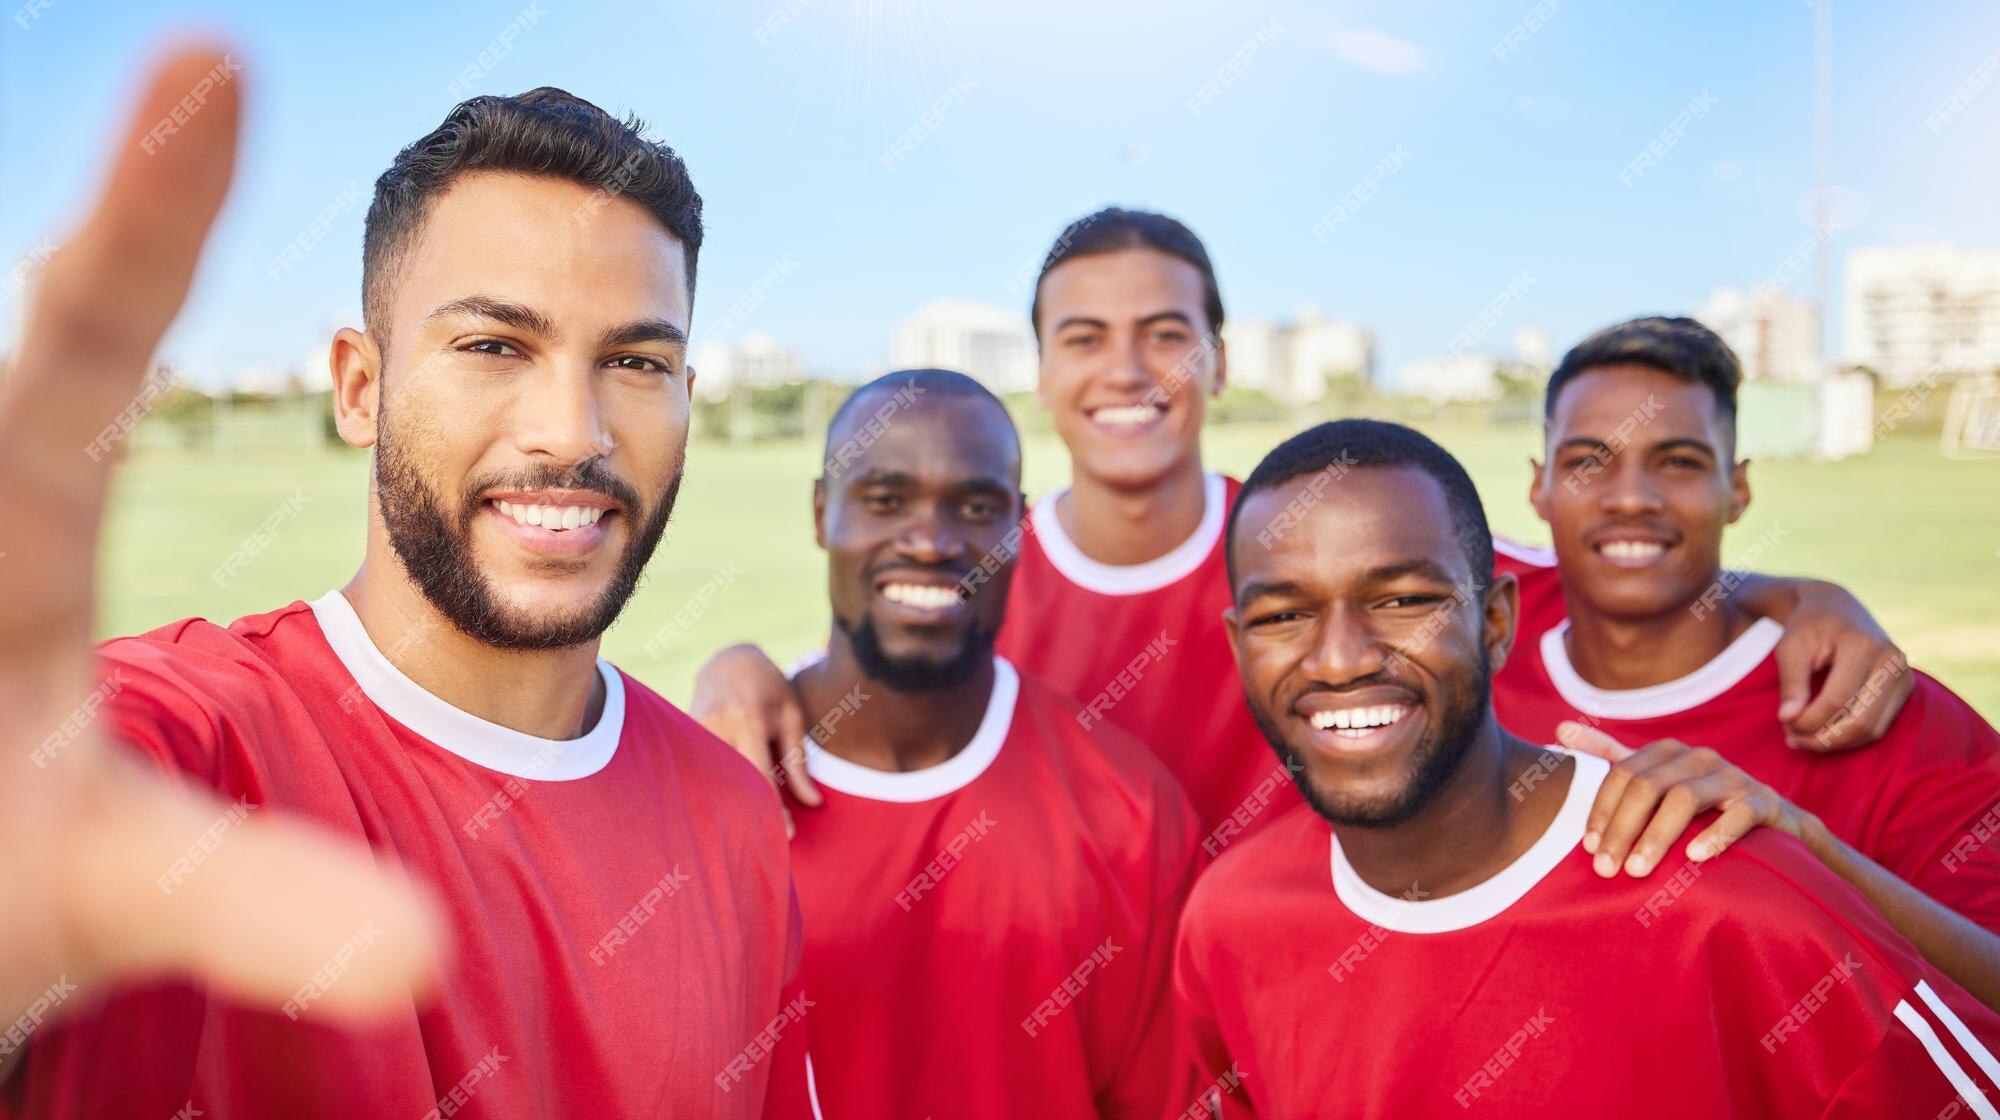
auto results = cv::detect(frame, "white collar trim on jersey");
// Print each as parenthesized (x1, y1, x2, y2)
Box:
(802, 657, 1019, 803)
(1492, 536, 1557, 569)
(1540, 616, 1784, 721)
(1027, 472, 1226, 597)
(308, 589, 624, 781)
(1330, 750, 1608, 934)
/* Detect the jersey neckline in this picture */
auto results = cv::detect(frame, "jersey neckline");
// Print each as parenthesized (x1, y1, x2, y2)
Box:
(1540, 616, 1783, 720)
(1329, 749, 1608, 934)
(1028, 473, 1227, 597)
(308, 589, 625, 781)
(803, 657, 1019, 803)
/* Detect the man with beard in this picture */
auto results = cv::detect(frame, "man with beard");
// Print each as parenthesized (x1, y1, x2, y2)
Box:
(695, 208, 1916, 854)
(785, 369, 1198, 1118)
(1172, 419, 2000, 1118)
(1, 51, 807, 1118)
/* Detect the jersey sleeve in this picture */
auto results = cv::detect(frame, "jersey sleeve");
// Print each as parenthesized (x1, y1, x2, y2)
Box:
(1860, 677, 2000, 936)
(1098, 773, 1204, 1119)
(1707, 838, 2000, 1117)
(93, 629, 238, 781)
(1167, 909, 1258, 1120)
(751, 808, 814, 1118)
(1820, 979, 2000, 1118)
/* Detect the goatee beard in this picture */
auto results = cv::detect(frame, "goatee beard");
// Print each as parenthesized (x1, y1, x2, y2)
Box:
(374, 416, 679, 651)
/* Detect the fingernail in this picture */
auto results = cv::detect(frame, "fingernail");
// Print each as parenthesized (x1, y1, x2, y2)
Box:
(1687, 842, 1711, 861)
(1582, 831, 1600, 854)
(1593, 853, 1617, 877)
(1625, 854, 1652, 876)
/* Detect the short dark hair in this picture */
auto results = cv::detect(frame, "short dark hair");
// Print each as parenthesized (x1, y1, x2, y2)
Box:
(363, 87, 703, 346)
(1226, 420, 1494, 594)
(1545, 316, 1742, 427)
(1028, 207, 1225, 341)
(823, 368, 1015, 465)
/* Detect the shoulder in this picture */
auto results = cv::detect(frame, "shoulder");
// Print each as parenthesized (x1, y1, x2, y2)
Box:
(91, 603, 321, 768)
(1184, 801, 1325, 928)
(95, 604, 318, 716)
(1491, 535, 1558, 574)
(615, 670, 783, 806)
(1651, 827, 1925, 971)
(1013, 672, 1194, 813)
(98, 601, 316, 677)
(1884, 671, 2000, 761)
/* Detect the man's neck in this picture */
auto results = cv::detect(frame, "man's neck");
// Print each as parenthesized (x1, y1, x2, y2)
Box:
(1059, 455, 1208, 567)
(795, 632, 994, 773)
(340, 562, 605, 741)
(1335, 721, 1572, 903)
(1561, 580, 1752, 691)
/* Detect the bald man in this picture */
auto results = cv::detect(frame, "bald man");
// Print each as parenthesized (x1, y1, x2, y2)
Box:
(784, 369, 1199, 1119)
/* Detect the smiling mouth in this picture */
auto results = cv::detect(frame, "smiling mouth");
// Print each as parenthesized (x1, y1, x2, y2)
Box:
(492, 499, 609, 532)
(1087, 402, 1167, 430)
(1309, 704, 1412, 738)
(1593, 539, 1671, 566)
(880, 581, 964, 610)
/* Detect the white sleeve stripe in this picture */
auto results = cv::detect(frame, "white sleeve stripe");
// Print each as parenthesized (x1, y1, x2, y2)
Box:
(1895, 1000, 2000, 1119)
(1917, 979, 2000, 1089)
(806, 1053, 825, 1120)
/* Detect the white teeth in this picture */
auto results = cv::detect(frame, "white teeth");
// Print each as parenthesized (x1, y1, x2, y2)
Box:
(1091, 403, 1163, 428)
(1599, 540, 1665, 561)
(882, 582, 961, 610)
(494, 500, 606, 531)
(1309, 705, 1409, 734)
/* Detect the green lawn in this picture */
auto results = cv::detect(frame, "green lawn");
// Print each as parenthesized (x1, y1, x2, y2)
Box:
(98, 417, 2000, 719)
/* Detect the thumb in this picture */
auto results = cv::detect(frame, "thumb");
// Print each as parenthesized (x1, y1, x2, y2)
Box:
(1774, 635, 1823, 724)
(1556, 720, 1634, 762)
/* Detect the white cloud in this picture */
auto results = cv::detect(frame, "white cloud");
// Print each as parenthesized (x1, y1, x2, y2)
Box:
(1328, 29, 1425, 75)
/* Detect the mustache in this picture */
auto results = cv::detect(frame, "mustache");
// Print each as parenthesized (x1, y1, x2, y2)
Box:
(1296, 672, 1423, 702)
(865, 559, 975, 585)
(462, 460, 640, 514)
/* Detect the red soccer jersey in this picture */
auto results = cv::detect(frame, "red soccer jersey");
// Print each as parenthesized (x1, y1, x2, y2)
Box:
(996, 474, 1295, 853)
(788, 658, 1200, 1119)
(996, 476, 1572, 854)
(1172, 751, 2000, 1118)
(1495, 612, 2000, 935)
(1491, 536, 1569, 646)
(8, 592, 809, 1119)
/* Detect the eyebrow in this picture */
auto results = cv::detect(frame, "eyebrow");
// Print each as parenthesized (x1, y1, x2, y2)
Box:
(426, 295, 558, 338)
(1362, 558, 1462, 585)
(848, 469, 919, 488)
(1556, 435, 1717, 458)
(425, 297, 687, 351)
(1236, 578, 1308, 603)
(1048, 309, 1197, 334)
(598, 319, 689, 350)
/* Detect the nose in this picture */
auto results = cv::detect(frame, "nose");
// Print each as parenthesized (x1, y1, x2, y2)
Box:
(514, 363, 613, 465)
(1102, 330, 1153, 394)
(1596, 455, 1664, 518)
(896, 502, 969, 567)
(1300, 603, 1390, 688)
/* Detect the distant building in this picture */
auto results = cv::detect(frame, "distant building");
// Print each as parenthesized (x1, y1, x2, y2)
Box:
(889, 299, 1037, 394)
(1844, 244, 2000, 386)
(1399, 353, 1503, 402)
(1220, 306, 1375, 405)
(1697, 286, 1821, 382)
(693, 331, 804, 401)
(1513, 324, 1552, 375)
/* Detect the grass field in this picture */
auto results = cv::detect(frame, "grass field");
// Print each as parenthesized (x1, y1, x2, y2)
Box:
(98, 416, 2000, 720)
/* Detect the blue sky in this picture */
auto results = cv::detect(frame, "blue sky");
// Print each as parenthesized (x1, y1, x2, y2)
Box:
(6, 0, 1999, 389)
